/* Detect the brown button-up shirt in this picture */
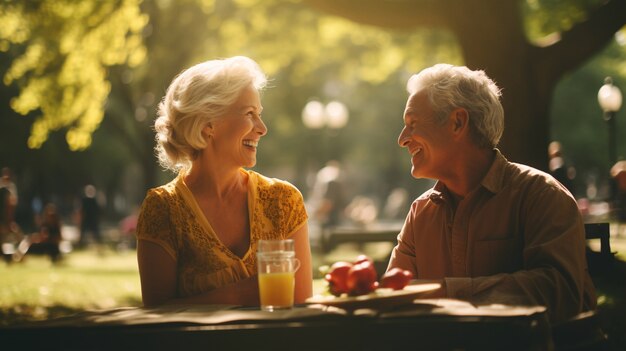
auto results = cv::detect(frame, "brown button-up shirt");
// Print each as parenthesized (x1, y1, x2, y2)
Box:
(388, 150, 596, 323)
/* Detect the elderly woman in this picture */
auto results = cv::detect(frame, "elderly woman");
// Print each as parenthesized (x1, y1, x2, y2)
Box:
(136, 56, 312, 307)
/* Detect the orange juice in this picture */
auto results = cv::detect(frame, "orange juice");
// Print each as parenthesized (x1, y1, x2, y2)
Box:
(258, 272, 295, 310)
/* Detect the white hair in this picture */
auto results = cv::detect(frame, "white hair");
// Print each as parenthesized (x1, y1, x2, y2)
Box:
(154, 56, 267, 172)
(406, 64, 504, 148)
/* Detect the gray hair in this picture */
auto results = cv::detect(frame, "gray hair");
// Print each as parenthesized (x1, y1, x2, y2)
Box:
(406, 64, 504, 148)
(154, 56, 267, 172)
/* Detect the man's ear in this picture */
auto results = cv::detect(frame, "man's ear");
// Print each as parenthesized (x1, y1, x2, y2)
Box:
(451, 108, 469, 134)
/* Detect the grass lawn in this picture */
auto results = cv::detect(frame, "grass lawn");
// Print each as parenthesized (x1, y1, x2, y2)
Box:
(0, 248, 142, 326)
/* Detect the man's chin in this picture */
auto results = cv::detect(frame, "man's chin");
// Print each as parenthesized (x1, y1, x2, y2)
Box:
(411, 168, 422, 179)
(411, 168, 429, 180)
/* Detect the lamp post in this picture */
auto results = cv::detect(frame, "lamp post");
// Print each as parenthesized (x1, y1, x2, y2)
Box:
(302, 100, 349, 162)
(598, 76, 623, 202)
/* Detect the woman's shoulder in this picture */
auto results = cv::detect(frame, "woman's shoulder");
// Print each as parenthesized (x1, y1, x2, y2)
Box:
(145, 176, 178, 197)
(247, 169, 302, 197)
(140, 177, 180, 210)
(246, 170, 308, 234)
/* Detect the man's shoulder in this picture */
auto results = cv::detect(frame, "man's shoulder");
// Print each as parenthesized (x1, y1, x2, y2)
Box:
(508, 161, 562, 187)
(483, 151, 555, 192)
(509, 161, 547, 175)
(503, 161, 574, 201)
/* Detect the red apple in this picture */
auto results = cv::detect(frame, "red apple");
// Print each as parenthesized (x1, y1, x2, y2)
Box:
(347, 260, 378, 296)
(324, 261, 353, 296)
(354, 254, 373, 265)
(380, 268, 413, 290)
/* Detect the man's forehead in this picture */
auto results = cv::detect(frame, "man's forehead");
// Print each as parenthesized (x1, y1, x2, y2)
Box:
(405, 90, 429, 112)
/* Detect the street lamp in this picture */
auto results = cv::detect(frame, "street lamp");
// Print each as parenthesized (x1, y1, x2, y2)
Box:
(302, 100, 349, 130)
(598, 76, 622, 202)
(598, 77, 622, 166)
(302, 99, 349, 166)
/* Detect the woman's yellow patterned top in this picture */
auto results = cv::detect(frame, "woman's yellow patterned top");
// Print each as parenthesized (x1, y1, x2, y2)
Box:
(136, 168, 308, 298)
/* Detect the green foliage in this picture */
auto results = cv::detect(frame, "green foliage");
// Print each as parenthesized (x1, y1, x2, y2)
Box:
(604, 29, 626, 77)
(0, 0, 148, 150)
(522, 0, 606, 42)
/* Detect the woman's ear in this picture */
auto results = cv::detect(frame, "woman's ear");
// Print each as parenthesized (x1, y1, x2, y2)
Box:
(201, 124, 214, 139)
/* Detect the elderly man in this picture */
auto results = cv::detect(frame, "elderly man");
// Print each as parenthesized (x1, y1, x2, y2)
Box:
(388, 64, 596, 324)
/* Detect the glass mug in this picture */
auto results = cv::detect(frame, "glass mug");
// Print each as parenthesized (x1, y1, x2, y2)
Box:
(257, 239, 300, 311)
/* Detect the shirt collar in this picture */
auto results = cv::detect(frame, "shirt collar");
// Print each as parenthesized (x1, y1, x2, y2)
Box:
(429, 182, 447, 204)
(427, 148, 507, 204)
(480, 148, 508, 194)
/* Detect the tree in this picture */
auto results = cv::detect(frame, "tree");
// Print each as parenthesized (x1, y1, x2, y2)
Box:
(304, 0, 626, 169)
(0, 0, 147, 151)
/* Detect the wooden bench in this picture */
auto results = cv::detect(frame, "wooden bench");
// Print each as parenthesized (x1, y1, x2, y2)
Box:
(321, 226, 400, 254)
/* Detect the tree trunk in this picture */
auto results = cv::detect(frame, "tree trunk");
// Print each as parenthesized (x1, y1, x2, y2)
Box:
(448, 0, 552, 169)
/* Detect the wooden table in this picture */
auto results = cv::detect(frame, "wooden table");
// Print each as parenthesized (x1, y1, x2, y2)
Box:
(0, 299, 552, 350)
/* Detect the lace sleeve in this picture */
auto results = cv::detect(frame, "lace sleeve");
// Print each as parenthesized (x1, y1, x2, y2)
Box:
(136, 189, 177, 260)
(283, 184, 308, 238)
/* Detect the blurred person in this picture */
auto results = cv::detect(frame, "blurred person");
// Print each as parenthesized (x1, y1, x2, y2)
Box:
(136, 56, 312, 307)
(0, 167, 19, 236)
(308, 160, 348, 229)
(388, 64, 595, 324)
(78, 184, 102, 247)
(23, 203, 63, 263)
(548, 141, 576, 196)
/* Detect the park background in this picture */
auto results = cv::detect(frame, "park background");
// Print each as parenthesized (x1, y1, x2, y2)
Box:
(1, 0, 626, 348)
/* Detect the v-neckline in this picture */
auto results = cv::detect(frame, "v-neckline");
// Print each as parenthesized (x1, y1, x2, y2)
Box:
(177, 169, 254, 261)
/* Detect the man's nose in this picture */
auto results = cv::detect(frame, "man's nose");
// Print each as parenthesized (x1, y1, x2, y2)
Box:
(398, 127, 410, 147)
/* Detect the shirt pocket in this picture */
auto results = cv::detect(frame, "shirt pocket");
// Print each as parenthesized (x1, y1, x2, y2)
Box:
(471, 237, 522, 276)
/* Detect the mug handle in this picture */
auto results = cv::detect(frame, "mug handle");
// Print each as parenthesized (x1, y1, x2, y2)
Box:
(293, 258, 301, 272)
